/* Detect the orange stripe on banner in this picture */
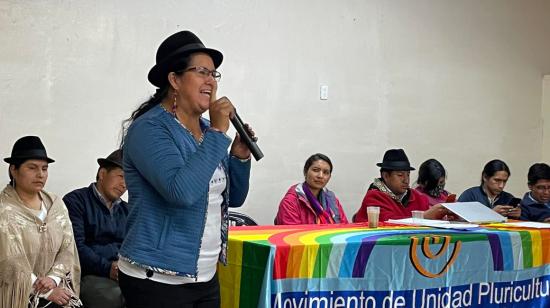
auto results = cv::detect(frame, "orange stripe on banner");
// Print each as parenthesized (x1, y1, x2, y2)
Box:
(541, 229, 550, 264)
(285, 230, 306, 278)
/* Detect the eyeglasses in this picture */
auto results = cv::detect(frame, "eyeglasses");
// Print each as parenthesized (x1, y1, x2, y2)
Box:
(179, 66, 221, 81)
(533, 185, 550, 192)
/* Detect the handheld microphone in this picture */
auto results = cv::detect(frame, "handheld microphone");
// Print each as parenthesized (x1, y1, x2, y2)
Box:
(230, 111, 264, 161)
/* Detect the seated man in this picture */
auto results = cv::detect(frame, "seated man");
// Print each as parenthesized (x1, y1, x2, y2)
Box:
(458, 159, 520, 219)
(520, 163, 550, 222)
(64, 149, 127, 308)
(354, 149, 449, 222)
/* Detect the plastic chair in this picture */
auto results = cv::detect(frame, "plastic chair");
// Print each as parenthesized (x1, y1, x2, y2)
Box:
(228, 211, 258, 226)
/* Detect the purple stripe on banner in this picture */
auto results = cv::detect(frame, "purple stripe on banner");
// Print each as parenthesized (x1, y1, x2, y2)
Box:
(486, 233, 503, 271)
(352, 238, 377, 277)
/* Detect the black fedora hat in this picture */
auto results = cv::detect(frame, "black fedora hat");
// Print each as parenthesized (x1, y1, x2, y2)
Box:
(97, 149, 123, 169)
(148, 30, 223, 88)
(4, 136, 55, 164)
(376, 149, 415, 171)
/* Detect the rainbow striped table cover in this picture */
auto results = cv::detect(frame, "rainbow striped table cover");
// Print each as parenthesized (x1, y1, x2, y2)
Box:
(219, 223, 550, 308)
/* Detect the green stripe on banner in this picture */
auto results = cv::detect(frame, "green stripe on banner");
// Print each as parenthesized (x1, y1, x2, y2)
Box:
(240, 240, 271, 308)
(374, 233, 488, 246)
(312, 234, 334, 278)
(519, 231, 533, 268)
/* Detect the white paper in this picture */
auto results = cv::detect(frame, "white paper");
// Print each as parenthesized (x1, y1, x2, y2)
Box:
(503, 221, 550, 229)
(386, 218, 478, 230)
(387, 218, 449, 225)
(441, 202, 506, 223)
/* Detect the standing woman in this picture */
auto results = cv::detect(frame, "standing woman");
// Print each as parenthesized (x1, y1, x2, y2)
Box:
(0, 136, 81, 308)
(117, 31, 252, 308)
(275, 153, 348, 225)
(458, 159, 520, 219)
(415, 159, 451, 206)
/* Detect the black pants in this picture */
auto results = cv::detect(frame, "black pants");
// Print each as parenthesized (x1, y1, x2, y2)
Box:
(118, 271, 220, 308)
(30, 299, 61, 308)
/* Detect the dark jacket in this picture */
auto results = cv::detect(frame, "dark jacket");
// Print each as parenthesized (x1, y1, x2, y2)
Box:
(520, 192, 550, 222)
(458, 185, 514, 209)
(64, 184, 128, 277)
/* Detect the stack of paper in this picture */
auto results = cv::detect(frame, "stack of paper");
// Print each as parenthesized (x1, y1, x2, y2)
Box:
(386, 218, 479, 230)
(502, 221, 550, 229)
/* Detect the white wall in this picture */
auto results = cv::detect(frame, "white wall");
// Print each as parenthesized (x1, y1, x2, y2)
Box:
(1, 0, 550, 224)
(543, 75, 550, 162)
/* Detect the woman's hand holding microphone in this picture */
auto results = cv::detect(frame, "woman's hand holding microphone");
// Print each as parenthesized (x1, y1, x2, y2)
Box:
(209, 95, 256, 160)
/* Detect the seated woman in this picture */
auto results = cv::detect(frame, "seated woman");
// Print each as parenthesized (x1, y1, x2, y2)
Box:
(275, 153, 348, 225)
(0, 136, 81, 308)
(415, 159, 451, 206)
(458, 159, 520, 219)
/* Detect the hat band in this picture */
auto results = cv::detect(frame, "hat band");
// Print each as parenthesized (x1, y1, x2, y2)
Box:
(11, 149, 50, 159)
(380, 161, 412, 168)
(161, 43, 207, 64)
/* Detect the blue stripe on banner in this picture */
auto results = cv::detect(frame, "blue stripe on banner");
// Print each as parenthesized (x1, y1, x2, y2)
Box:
(338, 236, 361, 277)
(271, 274, 550, 308)
(498, 230, 514, 271)
(272, 250, 550, 293)
(327, 233, 352, 278)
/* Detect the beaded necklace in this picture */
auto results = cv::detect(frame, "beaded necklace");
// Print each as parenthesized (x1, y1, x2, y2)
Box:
(160, 103, 204, 144)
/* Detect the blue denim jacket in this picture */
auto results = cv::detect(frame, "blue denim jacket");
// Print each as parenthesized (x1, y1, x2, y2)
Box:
(119, 105, 250, 277)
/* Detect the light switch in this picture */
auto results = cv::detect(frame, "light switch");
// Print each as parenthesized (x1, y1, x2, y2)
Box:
(320, 85, 328, 100)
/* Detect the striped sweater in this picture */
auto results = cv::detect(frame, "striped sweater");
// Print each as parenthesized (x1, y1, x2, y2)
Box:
(119, 105, 250, 277)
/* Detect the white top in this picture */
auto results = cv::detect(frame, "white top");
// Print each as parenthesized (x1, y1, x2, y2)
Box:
(27, 201, 47, 221)
(119, 164, 226, 284)
(28, 201, 61, 296)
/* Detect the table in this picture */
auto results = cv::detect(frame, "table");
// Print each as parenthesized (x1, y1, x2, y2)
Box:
(219, 223, 550, 308)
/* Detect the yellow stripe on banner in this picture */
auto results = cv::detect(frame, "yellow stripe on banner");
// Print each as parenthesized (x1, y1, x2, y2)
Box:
(296, 228, 367, 278)
(219, 238, 244, 308)
(542, 230, 550, 265)
(299, 230, 334, 278)
(285, 229, 330, 278)
(531, 230, 543, 267)
(299, 240, 318, 278)
(233, 234, 273, 241)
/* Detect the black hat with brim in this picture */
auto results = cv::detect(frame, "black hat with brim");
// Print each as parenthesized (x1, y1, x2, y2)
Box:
(97, 149, 123, 169)
(376, 148, 415, 171)
(148, 31, 223, 88)
(4, 136, 55, 164)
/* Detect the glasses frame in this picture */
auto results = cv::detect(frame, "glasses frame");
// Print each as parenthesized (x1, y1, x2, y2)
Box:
(178, 66, 221, 82)
(533, 185, 550, 192)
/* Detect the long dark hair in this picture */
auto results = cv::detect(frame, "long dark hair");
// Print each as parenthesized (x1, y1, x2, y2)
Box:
(481, 159, 510, 184)
(417, 159, 446, 192)
(119, 86, 168, 147)
(303, 153, 333, 175)
(120, 56, 190, 147)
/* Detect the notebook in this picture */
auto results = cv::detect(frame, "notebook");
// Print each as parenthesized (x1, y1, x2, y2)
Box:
(441, 201, 507, 224)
